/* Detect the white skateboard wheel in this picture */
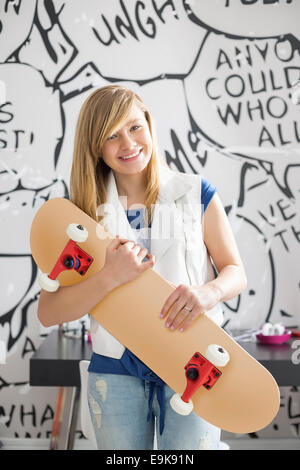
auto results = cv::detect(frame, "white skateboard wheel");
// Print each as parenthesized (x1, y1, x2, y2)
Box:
(205, 344, 230, 367)
(38, 273, 60, 292)
(170, 393, 194, 416)
(66, 223, 88, 243)
(262, 322, 274, 336)
(273, 323, 285, 336)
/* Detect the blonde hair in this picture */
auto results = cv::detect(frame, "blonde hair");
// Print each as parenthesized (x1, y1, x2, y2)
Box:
(70, 85, 160, 226)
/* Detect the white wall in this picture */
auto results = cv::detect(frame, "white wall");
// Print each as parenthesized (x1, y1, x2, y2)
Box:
(0, 0, 299, 440)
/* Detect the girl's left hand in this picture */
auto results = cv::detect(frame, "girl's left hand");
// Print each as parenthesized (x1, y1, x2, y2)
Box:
(160, 283, 221, 332)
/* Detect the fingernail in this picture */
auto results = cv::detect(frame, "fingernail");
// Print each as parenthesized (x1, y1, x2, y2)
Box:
(170, 325, 175, 330)
(160, 313, 164, 318)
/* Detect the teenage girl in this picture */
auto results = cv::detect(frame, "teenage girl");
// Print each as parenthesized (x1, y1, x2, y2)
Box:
(37, 85, 247, 450)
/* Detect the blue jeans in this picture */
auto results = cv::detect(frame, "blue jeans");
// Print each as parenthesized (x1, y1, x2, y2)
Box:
(87, 372, 221, 450)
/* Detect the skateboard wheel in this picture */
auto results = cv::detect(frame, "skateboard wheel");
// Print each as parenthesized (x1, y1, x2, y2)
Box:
(205, 344, 230, 367)
(170, 393, 194, 416)
(66, 223, 88, 243)
(38, 273, 60, 292)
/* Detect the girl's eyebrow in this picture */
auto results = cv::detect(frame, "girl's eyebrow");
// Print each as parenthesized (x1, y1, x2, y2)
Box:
(111, 118, 144, 135)
(126, 118, 144, 126)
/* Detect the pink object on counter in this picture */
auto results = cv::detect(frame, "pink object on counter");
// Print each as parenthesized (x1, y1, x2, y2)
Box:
(256, 331, 291, 344)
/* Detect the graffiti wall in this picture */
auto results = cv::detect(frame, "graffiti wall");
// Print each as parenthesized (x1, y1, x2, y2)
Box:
(0, 0, 299, 441)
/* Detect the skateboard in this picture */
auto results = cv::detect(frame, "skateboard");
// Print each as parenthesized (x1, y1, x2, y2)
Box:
(30, 197, 280, 433)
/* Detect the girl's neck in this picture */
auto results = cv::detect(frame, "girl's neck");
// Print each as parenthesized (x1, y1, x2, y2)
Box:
(114, 171, 147, 207)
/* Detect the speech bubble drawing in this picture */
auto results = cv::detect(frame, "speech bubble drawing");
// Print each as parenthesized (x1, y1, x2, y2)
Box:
(0, 179, 67, 255)
(222, 212, 275, 329)
(0, 63, 62, 189)
(183, 0, 300, 40)
(184, 33, 300, 198)
(18, 21, 75, 85)
(57, 0, 205, 81)
(0, 256, 32, 315)
(223, 177, 299, 329)
(16, 0, 76, 85)
(0, 0, 37, 61)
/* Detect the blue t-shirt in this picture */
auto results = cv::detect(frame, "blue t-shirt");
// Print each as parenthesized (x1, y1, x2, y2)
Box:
(88, 178, 216, 434)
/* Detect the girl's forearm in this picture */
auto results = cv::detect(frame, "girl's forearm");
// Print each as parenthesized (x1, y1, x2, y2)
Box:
(37, 267, 119, 327)
(206, 264, 247, 304)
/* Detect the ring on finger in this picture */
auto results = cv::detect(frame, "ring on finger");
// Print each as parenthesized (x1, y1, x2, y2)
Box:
(125, 241, 135, 249)
(183, 306, 192, 312)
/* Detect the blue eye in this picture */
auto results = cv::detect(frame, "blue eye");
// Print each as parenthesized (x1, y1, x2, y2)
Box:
(131, 125, 140, 131)
(107, 134, 116, 140)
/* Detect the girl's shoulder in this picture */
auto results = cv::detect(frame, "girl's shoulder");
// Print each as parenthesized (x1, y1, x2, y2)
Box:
(159, 164, 202, 184)
(160, 164, 216, 189)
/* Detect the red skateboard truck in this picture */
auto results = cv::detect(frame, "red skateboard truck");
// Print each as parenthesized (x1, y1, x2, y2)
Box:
(170, 345, 230, 415)
(38, 223, 93, 292)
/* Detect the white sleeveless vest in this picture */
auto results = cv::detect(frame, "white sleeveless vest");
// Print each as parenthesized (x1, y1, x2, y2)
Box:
(90, 163, 224, 358)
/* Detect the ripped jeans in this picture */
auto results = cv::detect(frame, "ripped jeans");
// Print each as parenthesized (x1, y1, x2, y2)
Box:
(87, 372, 221, 450)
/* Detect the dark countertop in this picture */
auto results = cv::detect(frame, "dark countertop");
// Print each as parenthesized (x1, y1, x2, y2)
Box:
(30, 329, 93, 387)
(30, 329, 300, 387)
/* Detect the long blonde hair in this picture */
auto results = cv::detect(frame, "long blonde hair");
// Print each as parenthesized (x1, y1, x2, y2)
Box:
(70, 85, 160, 226)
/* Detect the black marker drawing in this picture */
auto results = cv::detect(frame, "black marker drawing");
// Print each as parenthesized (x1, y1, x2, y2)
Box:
(0, 0, 299, 440)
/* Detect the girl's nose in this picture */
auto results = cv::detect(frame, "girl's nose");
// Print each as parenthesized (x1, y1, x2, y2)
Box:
(120, 131, 136, 150)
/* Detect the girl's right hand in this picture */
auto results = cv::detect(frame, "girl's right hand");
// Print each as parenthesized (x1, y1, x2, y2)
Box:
(102, 235, 155, 287)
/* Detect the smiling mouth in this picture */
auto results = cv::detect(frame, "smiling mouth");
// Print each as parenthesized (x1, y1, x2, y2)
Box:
(119, 148, 143, 161)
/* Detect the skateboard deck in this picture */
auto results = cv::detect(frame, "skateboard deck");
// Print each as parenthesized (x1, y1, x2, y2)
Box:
(30, 197, 280, 433)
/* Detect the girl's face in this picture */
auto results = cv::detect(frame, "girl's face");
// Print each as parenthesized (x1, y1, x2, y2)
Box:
(101, 103, 153, 176)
